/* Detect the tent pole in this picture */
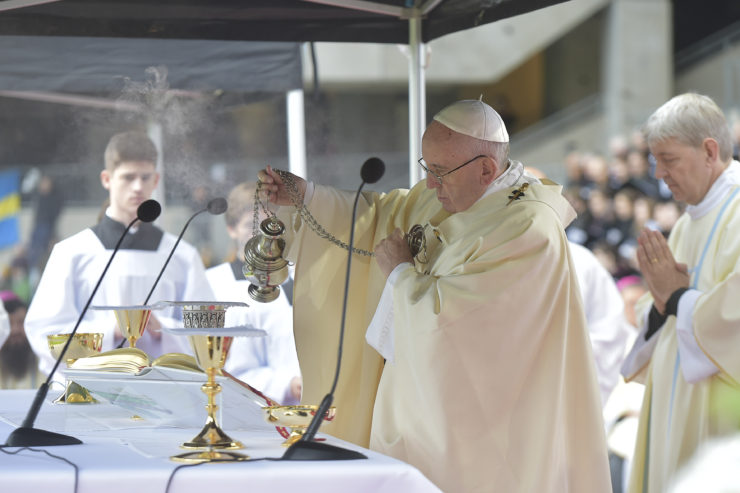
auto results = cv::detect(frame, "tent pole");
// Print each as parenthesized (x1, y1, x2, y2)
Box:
(287, 88, 308, 179)
(408, 13, 426, 187)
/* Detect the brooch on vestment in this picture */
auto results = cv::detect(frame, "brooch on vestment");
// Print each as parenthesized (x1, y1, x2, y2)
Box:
(507, 183, 529, 205)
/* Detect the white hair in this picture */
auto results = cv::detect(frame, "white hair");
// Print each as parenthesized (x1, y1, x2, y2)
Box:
(643, 93, 733, 162)
(473, 139, 510, 168)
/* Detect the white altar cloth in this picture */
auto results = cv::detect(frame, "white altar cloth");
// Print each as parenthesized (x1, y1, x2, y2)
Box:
(0, 389, 441, 493)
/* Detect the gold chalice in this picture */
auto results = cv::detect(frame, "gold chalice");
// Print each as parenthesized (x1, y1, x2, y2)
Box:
(263, 405, 337, 447)
(92, 304, 163, 350)
(47, 332, 104, 403)
(113, 308, 152, 349)
(171, 303, 248, 463)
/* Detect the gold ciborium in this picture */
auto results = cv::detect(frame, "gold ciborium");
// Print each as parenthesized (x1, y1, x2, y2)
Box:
(171, 303, 248, 463)
(47, 332, 104, 403)
(263, 405, 337, 447)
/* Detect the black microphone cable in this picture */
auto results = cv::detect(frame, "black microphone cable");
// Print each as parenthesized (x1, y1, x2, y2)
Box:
(0, 447, 79, 493)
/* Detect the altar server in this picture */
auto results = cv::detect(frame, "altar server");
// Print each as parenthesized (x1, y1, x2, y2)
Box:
(206, 182, 301, 405)
(259, 99, 610, 492)
(25, 131, 214, 376)
(621, 93, 740, 492)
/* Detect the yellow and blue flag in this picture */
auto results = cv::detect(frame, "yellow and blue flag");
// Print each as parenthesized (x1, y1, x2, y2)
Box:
(0, 169, 21, 249)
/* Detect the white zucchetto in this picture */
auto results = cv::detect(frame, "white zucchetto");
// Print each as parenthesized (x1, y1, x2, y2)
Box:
(433, 99, 509, 143)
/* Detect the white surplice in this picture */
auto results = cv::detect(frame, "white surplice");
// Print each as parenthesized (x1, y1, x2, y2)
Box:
(25, 219, 214, 376)
(206, 262, 301, 405)
(569, 241, 631, 408)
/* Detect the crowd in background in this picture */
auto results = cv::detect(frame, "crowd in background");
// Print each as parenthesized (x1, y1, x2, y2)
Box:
(563, 131, 678, 282)
(565, 118, 740, 281)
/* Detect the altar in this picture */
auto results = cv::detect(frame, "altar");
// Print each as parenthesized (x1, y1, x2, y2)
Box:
(0, 389, 441, 493)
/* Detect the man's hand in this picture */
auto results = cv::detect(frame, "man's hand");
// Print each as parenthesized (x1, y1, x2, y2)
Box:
(636, 228, 690, 313)
(375, 228, 414, 278)
(256, 165, 306, 206)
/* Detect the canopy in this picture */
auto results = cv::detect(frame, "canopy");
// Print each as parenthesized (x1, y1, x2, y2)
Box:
(0, 0, 569, 44)
(0, 0, 571, 184)
(0, 36, 302, 93)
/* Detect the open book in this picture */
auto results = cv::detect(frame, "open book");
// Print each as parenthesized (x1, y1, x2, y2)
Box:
(68, 348, 203, 374)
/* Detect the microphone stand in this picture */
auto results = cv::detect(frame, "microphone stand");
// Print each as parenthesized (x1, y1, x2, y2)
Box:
(282, 181, 370, 461)
(116, 198, 227, 348)
(4, 200, 160, 447)
(141, 208, 205, 306)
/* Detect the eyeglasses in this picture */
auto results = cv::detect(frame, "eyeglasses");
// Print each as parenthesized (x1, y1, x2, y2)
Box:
(417, 154, 487, 184)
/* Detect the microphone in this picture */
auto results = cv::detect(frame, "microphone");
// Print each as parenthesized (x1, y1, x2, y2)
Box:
(4, 199, 161, 447)
(282, 157, 385, 461)
(111, 197, 228, 350)
(142, 197, 227, 306)
(360, 157, 385, 184)
(206, 197, 228, 215)
(136, 200, 163, 223)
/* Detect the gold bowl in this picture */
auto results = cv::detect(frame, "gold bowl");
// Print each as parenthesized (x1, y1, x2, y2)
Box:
(263, 405, 336, 446)
(47, 332, 103, 404)
(47, 332, 104, 363)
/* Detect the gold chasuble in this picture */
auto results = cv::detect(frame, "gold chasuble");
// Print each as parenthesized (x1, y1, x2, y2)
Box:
(625, 184, 740, 493)
(278, 180, 610, 493)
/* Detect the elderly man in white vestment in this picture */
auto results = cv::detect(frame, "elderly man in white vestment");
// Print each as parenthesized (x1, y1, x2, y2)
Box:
(24, 131, 214, 376)
(258, 99, 610, 492)
(621, 93, 740, 493)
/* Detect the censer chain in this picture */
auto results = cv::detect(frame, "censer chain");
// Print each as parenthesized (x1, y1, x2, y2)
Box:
(257, 170, 375, 257)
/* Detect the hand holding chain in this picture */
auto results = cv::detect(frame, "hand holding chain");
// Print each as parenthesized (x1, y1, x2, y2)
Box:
(255, 169, 427, 262)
